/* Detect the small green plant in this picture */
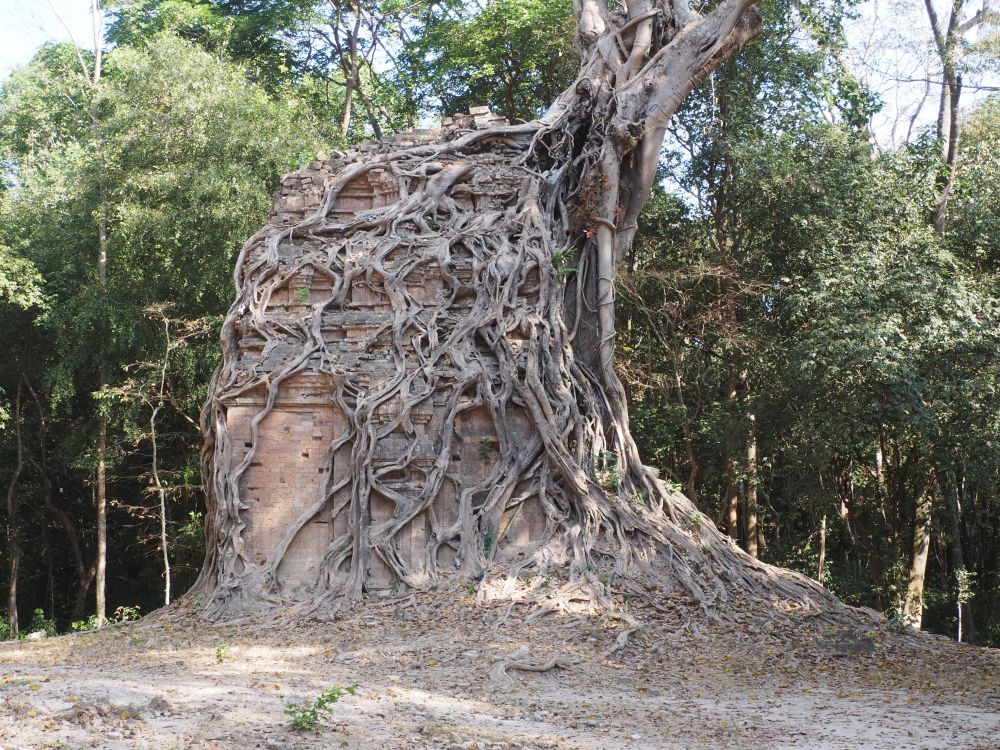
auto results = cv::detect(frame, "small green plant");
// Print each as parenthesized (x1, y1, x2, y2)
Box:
(215, 643, 231, 663)
(294, 287, 310, 304)
(628, 491, 648, 507)
(594, 450, 623, 490)
(885, 608, 913, 633)
(482, 525, 497, 558)
(113, 605, 141, 623)
(957, 567, 976, 606)
(28, 608, 56, 637)
(478, 438, 494, 462)
(957, 566, 976, 641)
(71, 616, 99, 632)
(285, 686, 357, 732)
(177, 510, 204, 542)
(551, 249, 578, 276)
(688, 512, 702, 528)
(71, 604, 140, 632)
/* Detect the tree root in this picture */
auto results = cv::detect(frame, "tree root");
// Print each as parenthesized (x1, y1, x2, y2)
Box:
(489, 645, 577, 688)
(188, 0, 870, 635)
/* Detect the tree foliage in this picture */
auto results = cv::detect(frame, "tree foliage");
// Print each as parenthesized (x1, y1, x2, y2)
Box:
(0, 31, 319, 623)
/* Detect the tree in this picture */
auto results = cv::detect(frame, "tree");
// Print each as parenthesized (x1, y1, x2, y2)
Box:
(194, 0, 849, 620)
(0, 30, 319, 627)
(91, 0, 111, 629)
(397, 0, 578, 122)
(922, 0, 998, 233)
(109, 306, 212, 607)
(893, 0, 999, 630)
(107, 0, 310, 90)
(108, 0, 420, 142)
(628, 0, 873, 555)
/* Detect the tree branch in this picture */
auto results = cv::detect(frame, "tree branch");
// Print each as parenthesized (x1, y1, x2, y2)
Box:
(575, 0, 609, 41)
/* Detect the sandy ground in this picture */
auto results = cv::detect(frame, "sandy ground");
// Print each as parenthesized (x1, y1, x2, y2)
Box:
(1, 589, 998, 750)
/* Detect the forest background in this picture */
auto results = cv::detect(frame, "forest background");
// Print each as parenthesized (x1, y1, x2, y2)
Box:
(1, 0, 999, 645)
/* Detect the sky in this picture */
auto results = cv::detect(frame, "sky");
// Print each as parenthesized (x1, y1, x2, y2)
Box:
(845, 0, 1000, 149)
(0, 0, 97, 81)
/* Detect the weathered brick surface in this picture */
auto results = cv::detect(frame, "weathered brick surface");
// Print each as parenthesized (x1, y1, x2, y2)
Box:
(226, 111, 543, 596)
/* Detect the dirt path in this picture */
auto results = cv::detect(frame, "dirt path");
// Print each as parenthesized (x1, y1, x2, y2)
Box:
(2, 591, 998, 749)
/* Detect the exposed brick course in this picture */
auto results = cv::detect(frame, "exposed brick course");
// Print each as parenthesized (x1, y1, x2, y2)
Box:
(223, 111, 545, 596)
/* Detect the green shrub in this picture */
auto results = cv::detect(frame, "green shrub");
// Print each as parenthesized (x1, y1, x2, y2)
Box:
(71, 605, 141, 632)
(28, 609, 56, 637)
(285, 686, 357, 732)
(70, 616, 99, 632)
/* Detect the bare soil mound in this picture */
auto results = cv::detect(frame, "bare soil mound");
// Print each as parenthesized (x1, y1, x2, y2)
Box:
(2, 589, 998, 749)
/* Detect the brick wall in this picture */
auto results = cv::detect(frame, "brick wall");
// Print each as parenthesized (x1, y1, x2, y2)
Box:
(226, 111, 544, 596)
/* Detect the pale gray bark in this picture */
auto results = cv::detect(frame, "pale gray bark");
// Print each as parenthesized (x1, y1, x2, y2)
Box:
(151, 315, 172, 606)
(92, 0, 108, 628)
(193, 0, 850, 626)
(903, 490, 933, 628)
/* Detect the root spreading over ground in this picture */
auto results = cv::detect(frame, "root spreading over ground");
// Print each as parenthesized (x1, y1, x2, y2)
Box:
(193, 0, 854, 626)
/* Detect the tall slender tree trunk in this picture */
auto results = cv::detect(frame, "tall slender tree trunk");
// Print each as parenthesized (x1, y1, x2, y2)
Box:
(723, 364, 739, 540)
(151, 315, 172, 606)
(151, 408, 170, 606)
(96, 397, 107, 624)
(339, 1, 362, 139)
(943, 471, 976, 642)
(903, 489, 933, 628)
(670, 350, 699, 503)
(933, 70, 962, 233)
(90, 0, 108, 627)
(744, 375, 759, 558)
(4, 380, 24, 638)
(817, 513, 827, 584)
(839, 486, 855, 547)
(874, 439, 884, 491)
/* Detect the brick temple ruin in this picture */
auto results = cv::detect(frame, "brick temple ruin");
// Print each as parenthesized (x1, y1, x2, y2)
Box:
(221, 108, 546, 596)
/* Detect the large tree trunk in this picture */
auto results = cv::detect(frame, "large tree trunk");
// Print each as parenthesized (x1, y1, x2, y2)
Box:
(192, 0, 846, 622)
(903, 488, 933, 628)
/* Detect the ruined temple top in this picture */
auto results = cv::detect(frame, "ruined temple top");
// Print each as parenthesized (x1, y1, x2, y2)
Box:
(269, 107, 510, 226)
